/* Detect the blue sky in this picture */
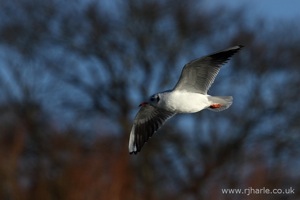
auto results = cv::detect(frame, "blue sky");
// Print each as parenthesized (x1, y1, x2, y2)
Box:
(204, 0, 300, 21)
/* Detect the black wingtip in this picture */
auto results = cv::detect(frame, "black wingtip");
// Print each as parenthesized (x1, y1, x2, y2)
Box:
(208, 45, 243, 61)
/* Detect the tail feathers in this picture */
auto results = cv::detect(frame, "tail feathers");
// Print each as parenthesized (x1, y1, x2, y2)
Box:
(207, 96, 233, 112)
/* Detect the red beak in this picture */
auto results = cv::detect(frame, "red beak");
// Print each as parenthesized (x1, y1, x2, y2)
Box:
(139, 102, 148, 107)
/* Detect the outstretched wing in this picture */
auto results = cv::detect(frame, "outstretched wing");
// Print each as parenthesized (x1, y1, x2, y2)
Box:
(174, 45, 243, 94)
(128, 104, 175, 154)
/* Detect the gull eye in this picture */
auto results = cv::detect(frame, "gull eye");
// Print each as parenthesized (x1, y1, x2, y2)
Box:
(150, 95, 160, 103)
(156, 95, 160, 102)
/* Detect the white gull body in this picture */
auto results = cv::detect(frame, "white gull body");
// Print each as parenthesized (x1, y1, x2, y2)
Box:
(158, 91, 211, 113)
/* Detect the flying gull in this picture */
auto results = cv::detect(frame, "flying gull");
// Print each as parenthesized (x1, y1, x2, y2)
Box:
(129, 45, 243, 154)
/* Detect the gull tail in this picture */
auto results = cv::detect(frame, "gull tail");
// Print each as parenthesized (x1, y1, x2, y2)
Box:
(207, 96, 233, 112)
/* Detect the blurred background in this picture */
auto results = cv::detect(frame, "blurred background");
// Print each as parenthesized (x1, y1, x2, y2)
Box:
(0, 0, 300, 199)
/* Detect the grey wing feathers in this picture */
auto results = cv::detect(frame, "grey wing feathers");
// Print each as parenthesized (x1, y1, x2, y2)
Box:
(128, 104, 175, 154)
(174, 45, 243, 94)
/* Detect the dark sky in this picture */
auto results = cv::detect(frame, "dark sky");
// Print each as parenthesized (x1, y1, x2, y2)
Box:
(204, 0, 300, 21)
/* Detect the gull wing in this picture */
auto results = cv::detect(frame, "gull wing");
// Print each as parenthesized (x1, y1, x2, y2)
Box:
(128, 104, 175, 154)
(173, 45, 243, 94)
